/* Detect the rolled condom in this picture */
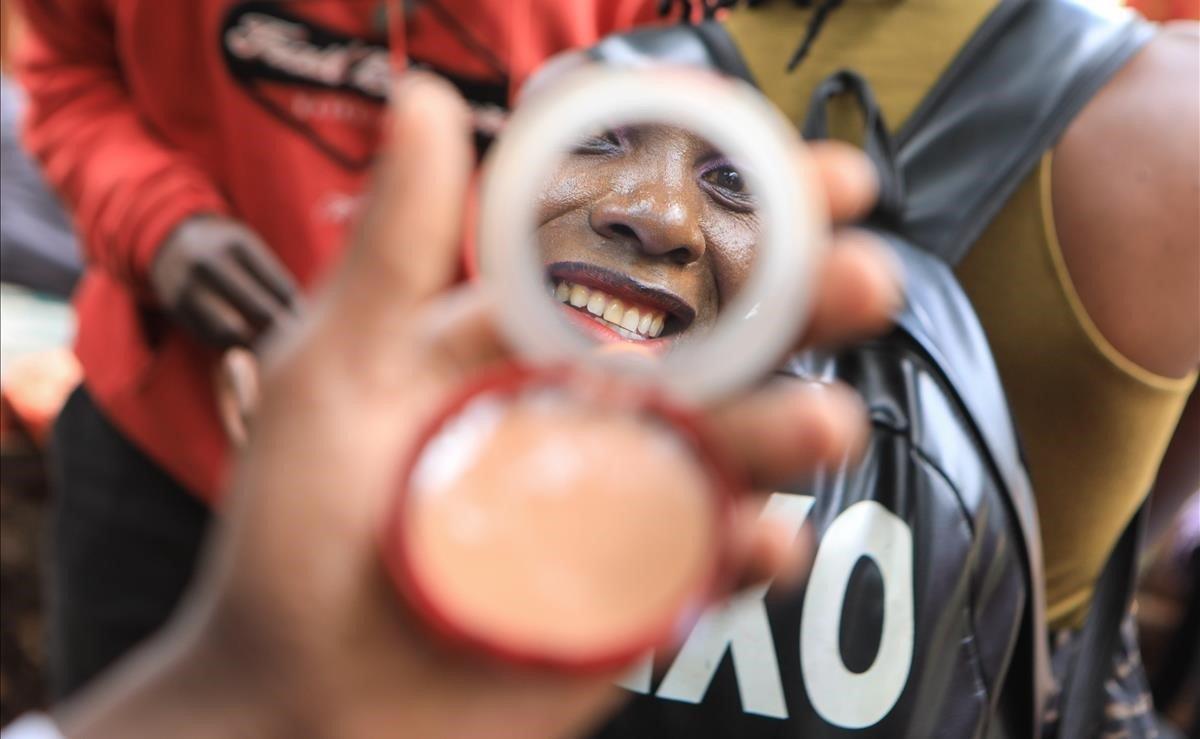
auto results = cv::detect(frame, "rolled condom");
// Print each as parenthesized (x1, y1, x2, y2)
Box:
(479, 66, 825, 404)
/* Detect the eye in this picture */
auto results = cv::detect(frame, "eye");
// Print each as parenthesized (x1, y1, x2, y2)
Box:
(702, 165, 745, 194)
(572, 129, 623, 155)
(700, 160, 755, 210)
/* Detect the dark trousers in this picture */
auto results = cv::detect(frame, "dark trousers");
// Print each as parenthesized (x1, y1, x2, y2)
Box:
(46, 387, 211, 700)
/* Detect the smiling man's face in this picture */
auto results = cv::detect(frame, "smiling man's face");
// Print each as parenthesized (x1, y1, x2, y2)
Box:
(536, 123, 759, 347)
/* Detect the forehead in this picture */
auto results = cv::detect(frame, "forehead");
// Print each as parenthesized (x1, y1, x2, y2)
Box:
(624, 123, 717, 155)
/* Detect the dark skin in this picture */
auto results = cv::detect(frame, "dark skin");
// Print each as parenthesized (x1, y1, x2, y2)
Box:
(537, 124, 759, 340)
(150, 214, 300, 348)
(1051, 24, 1199, 539)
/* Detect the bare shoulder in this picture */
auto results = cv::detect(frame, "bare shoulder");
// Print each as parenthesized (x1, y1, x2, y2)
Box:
(1051, 22, 1199, 379)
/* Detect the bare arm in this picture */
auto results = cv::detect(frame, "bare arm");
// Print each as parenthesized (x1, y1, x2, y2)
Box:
(1051, 22, 1199, 380)
(1052, 23, 1199, 537)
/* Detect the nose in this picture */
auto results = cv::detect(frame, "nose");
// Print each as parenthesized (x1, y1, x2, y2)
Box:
(589, 186, 706, 265)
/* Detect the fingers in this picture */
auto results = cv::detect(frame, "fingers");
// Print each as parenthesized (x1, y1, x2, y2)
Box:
(727, 498, 816, 591)
(151, 215, 302, 347)
(414, 286, 512, 377)
(798, 229, 904, 350)
(182, 283, 254, 347)
(233, 238, 300, 309)
(198, 253, 289, 333)
(227, 347, 261, 422)
(215, 348, 258, 447)
(330, 73, 472, 347)
(709, 379, 867, 599)
(709, 379, 869, 489)
(806, 140, 879, 224)
(793, 142, 902, 351)
(764, 519, 815, 590)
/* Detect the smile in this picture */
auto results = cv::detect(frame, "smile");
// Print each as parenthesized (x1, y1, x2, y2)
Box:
(544, 262, 696, 344)
(553, 280, 668, 339)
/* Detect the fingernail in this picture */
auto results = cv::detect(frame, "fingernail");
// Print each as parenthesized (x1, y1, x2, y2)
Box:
(847, 152, 880, 201)
(806, 382, 868, 462)
(847, 230, 907, 318)
(870, 240, 907, 317)
(392, 69, 441, 96)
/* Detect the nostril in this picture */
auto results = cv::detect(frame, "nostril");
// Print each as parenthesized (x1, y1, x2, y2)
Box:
(666, 246, 697, 265)
(591, 205, 705, 262)
(607, 223, 638, 240)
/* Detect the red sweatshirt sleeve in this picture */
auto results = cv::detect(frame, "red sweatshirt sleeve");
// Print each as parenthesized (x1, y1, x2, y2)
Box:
(15, 0, 231, 292)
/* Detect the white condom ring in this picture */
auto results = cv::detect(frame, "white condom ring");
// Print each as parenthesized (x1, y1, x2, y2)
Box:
(478, 66, 827, 404)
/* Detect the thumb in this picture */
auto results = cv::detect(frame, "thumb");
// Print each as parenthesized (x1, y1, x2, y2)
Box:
(329, 73, 473, 346)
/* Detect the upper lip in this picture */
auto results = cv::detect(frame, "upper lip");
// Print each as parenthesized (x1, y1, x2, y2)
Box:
(545, 261, 697, 332)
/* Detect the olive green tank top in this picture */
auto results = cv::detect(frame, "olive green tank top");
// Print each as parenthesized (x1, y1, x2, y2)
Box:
(723, 0, 1196, 629)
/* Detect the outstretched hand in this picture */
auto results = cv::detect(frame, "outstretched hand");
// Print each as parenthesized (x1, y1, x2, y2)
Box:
(57, 73, 901, 739)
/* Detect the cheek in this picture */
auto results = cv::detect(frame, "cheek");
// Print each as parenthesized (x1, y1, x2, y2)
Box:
(537, 209, 592, 265)
(703, 213, 760, 303)
(536, 161, 601, 265)
(536, 160, 601, 226)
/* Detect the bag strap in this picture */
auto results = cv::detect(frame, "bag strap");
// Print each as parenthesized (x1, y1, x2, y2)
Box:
(886, 5, 1152, 735)
(1056, 508, 1147, 738)
(866, 232, 1052, 737)
(801, 70, 905, 225)
(891, 0, 1153, 265)
(795, 7, 1150, 730)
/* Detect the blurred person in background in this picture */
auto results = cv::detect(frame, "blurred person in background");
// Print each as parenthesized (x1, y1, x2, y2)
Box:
(1, 8, 82, 721)
(16, 0, 362, 701)
(1, 52, 80, 297)
(11, 0, 669, 702)
(1127, 0, 1200, 20)
(0, 0, 82, 440)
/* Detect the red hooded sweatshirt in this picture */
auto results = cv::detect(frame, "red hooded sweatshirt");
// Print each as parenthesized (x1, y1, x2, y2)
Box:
(16, 0, 661, 503)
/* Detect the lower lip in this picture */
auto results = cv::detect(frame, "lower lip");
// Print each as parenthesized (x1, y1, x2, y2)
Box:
(383, 367, 734, 670)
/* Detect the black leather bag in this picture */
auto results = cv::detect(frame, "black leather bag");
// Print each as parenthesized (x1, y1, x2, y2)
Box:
(582, 1, 1153, 737)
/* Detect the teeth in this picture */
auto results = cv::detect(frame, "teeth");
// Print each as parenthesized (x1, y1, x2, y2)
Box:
(602, 299, 623, 323)
(553, 280, 670, 339)
(638, 312, 653, 335)
(649, 314, 664, 338)
(620, 307, 640, 332)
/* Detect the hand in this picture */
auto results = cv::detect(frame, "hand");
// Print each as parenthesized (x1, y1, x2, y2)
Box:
(54, 74, 900, 739)
(149, 215, 299, 347)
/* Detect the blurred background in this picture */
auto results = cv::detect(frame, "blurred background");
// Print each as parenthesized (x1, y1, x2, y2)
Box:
(0, 0, 1196, 731)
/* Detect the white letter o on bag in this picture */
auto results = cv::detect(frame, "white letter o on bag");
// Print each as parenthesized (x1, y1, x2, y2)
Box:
(800, 501, 914, 729)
